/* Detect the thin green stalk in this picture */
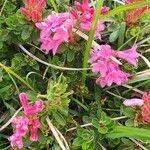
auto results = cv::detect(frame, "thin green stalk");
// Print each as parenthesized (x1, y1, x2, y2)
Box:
(0, 0, 8, 16)
(0, 63, 35, 91)
(99, 1, 150, 20)
(50, 0, 58, 12)
(82, 0, 104, 83)
(22, 44, 90, 71)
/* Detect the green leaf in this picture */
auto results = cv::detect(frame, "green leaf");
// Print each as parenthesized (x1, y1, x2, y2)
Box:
(125, 119, 134, 127)
(82, 142, 91, 150)
(92, 118, 100, 129)
(52, 111, 66, 126)
(98, 126, 108, 134)
(123, 107, 136, 118)
(67, 50, 75, 62)
(109, 30, 119, 43)
(107, 126, 150, 141)
(73, 137, 83, 147)
(118, 22, 126, 48)
(21, 27, 32, 40)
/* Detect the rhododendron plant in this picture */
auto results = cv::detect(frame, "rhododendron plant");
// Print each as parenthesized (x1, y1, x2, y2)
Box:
(89, 45, 138, 87)
(9, 93, 44, 149)
(2, 0, 150, 149)
(20, 0, 46, 23)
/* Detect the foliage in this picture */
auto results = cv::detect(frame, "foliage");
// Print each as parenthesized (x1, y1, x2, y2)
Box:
(0, 0, 150, 150)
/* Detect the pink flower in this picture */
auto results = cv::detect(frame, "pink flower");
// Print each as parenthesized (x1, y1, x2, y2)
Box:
(96, 65, 128, 87)
(9, 93, 44, 149)
(12, 116, 29, 136)
(20, 0, 46, 23)
(36, 13, 76, 55)
(74, 0, 90, 12)
(72, 0, 109, 39)
(9, 134, 23, 149)
(124, 93, 150, 124)
(19, 92, 44, 115)
(29, 119, 41, 141)
(101, 6, 110, 14)
(116, 45, 138, 66)
(89, 44, 138, 87)
(123, 98, 144, 107)
(95, 21, 105, 39)
(9, 116, 29, 149)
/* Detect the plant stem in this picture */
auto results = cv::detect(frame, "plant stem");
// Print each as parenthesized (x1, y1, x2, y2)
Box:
(0, 0, 8, 16)
(82, 0, 104, 83)
(50, 0, 58, 12)
(19, 44, 90, 71)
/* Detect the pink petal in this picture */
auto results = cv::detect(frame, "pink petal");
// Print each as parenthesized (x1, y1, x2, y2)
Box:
(116, 45, 138, 66)
(9, 134, 23, 149)
(101, 6, 110, 14)
(19, 93, 30, 112)
(30, 119, 41, 141)
(123, 98, 144, 107)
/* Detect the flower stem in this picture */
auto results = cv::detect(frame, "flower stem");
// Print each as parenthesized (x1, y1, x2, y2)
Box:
(82, 0, 104, 84)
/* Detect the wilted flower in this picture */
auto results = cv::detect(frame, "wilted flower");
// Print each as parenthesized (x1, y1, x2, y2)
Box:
(89, 44, 138, 87)
(124, 92, 150, 124)
(9, 93, 44, 149)
(124, 0, 148, 25)
(141, 93, 150, 123)
(36, 13, 76, 55)
(20, 0, 46, 23)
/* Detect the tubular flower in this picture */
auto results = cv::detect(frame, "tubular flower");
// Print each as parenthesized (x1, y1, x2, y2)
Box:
(8, 116, 29, 149)
(89, 44, 138, 87)
(71, 0, 109, 39)
(9, 134, 24, 149)
(20, 0, 46, 23)
(116, 45, 138, 66)
(19, 92, 44, 141)
(9, 93, 44, 149)
(29, 119, 41, 141)
(124, 0, 148, 25)
(123, 98, 144, 107)
(19, 92, 44, 115)
(36, 13, 76, 55)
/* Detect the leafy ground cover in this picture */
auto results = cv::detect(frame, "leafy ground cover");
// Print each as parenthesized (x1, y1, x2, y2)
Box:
(0, 0, 150, 149)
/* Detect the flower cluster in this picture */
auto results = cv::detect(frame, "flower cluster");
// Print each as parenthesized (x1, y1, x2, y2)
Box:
(71, 0, 109, 39)
(36, 13, 76, 55)
(8, 93, 44, 149)
(123, 93, 150, 123)
(36, 0, 109, 55)
(125, 0, 148, 25)
(20, 0, 46, 23)
(89, 45, 138, 87)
